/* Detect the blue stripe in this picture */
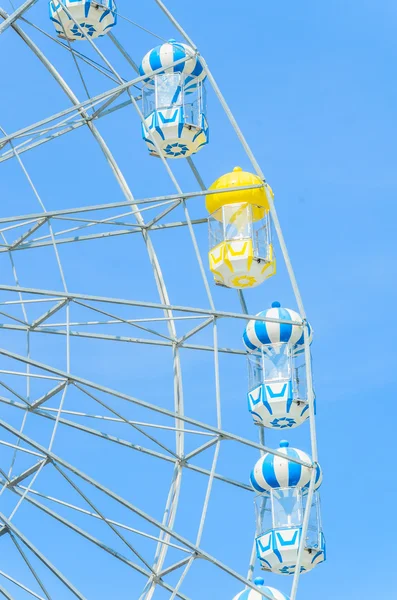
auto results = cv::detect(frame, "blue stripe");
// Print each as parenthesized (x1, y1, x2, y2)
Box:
(250, 471, 265, 493)
(285, 380, 293, 413)
(321, 532, 327, 559)
(184, 75, 195, 87)
(178, 118, 184, 139)
(311, 550, 324, 564)
(149, 48, 162, 74)
(191, 59, 204, 77)
(315, 463, 322, 485)
(192, 128, 204, 143)
(301, 463, 322, 493)
(243, 330, 256, 350)
(262, 454, 279, 488)
(259, 557, 272, 570)
(103, 20, 116, 32)
(99, 8, 110, 22)
(173, 43, 187, 74)
(296, 330, 304, 347)
(254, 317, 271, 346)
(153, 114, 165, 140)
(300, 404, 309, 417)
(286, 447, 302, 487)
(185, 82, 198, 93)
(171, 85, 182, 104)
(296, 322, 311, 348)
(278, 307, 293, 343)
(272, 532, 283, 564)
(262, 387, 274, 415)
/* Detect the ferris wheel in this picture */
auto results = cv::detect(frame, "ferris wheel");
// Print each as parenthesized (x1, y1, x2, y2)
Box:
(0, 1, 325, 599)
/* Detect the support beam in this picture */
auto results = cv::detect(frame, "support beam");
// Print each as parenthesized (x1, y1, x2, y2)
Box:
(0, 0, 38, 36)
(30, 300, 68, 330)
(0, 395, 253, 492)
(4, 486, 190, 600)
(0, 347, 312, 467)
(0, 184, 262, 226)
(13, 483, 192, 554)
(7, 218, 47, 250)
(0, 419, 274, 599)
(9, 533, 52, 600)
(0, 512, 87, 600)
(0, 284, 303, 325)
(0, 570, 45, 600)
(9, 460, 46, 488)
(30, 382, 67, 409)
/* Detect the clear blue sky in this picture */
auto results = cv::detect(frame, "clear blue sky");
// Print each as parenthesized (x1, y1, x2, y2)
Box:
(0, 0, 395, 598)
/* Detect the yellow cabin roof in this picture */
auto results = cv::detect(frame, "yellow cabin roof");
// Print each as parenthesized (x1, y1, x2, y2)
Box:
(205, 167, 273, 221)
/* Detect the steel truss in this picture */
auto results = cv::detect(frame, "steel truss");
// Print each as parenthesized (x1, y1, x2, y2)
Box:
(0, 2, 320, 599)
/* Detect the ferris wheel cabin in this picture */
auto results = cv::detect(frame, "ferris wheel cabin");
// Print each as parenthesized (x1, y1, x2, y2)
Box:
(139, 41, 209, 159)
(243, 303, 313, 429)
(251, 441, 325, 576)
(49, 0, 117, 40)
(206, 167, 276, 289)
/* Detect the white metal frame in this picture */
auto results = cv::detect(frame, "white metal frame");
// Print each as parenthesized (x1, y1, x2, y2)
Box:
(0, 2, 321, 599)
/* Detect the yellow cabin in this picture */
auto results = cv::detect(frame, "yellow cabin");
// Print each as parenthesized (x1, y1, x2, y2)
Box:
(206, 167, 276, 289)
